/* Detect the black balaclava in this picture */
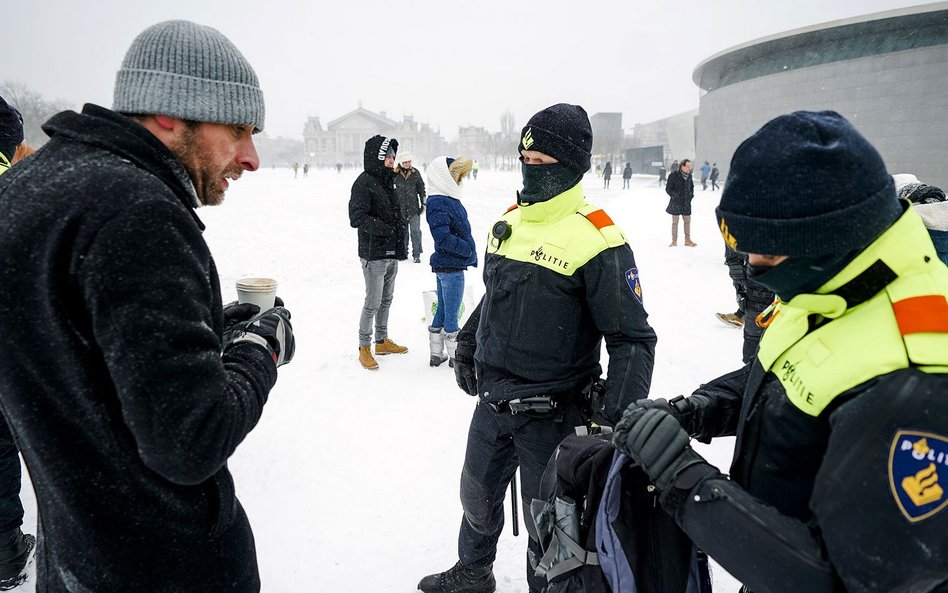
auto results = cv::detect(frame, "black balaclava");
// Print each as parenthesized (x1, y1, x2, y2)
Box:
(748, 250, 861, 302)
(519, 162, 583, 204)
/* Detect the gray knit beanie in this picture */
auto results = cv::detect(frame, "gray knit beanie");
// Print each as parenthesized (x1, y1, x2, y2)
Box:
(113, 20, 265, 132)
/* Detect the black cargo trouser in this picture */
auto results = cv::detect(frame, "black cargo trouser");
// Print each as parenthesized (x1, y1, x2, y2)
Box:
(457, 401, 585, 593)
(742, 283, 775, 364)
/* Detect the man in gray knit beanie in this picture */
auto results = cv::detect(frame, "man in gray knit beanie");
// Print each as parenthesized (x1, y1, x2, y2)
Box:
(113, 19, 266, 206)
(114, 19, 265, 134)
(0, 20, 294, 593)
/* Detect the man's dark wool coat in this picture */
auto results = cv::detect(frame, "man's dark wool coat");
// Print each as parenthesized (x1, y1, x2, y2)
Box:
(0, 104, 278, 592)
(348, 135, 408, 261)
(393, 166, 426, 219)
(665, 169, 695, 216)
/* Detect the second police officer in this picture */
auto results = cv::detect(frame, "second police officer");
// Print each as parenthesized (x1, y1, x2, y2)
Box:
(418, 103, 657, 593)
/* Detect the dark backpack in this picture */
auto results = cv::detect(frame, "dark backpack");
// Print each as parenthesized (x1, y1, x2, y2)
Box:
(529, 434, 711, 593)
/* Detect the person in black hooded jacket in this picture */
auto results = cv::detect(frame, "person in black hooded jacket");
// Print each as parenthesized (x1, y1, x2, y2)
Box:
(0, 95, 36, 591)
(349, 134, 410, 370)
(0, 21, 296, 593)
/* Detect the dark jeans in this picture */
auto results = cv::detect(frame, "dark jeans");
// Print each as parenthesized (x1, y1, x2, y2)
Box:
(432, 271, 464, 333)
(457, 402, 585, 593)
(405, 214, 423, 259)
(0, 417, 23, 534)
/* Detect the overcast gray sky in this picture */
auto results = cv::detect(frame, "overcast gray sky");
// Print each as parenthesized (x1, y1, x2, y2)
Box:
(8, 0, 934, 139)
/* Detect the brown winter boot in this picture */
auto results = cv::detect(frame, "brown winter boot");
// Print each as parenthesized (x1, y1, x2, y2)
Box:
(375, 338, 408, 355)
(683, 216, 697, 246)
(359, 346, 379, 370)
(715, 312, 744, 328)
(670, 215, 679, 247)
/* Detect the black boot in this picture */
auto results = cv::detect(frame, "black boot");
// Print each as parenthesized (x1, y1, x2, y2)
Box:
(0, 528, 35, 591)
(418, 561, 495, 593)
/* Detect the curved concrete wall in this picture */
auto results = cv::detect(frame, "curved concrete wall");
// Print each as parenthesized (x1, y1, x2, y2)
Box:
(695, 8, 948, 189)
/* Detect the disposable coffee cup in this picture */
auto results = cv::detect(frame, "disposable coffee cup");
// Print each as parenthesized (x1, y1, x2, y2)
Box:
(236, 277, 278, 311)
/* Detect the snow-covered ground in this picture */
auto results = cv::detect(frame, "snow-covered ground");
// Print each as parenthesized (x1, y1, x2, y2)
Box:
(15, 167, 746, 592)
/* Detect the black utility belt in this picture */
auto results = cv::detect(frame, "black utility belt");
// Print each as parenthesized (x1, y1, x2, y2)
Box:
(486, 393, 584, 415)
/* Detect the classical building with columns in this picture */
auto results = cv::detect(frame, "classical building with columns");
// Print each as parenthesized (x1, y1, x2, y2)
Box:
(302, 106, 447, 168)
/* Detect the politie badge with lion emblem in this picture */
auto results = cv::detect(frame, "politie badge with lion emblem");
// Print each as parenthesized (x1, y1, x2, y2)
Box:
(889, 431, 948, 522)
(625, 268, 643, 304)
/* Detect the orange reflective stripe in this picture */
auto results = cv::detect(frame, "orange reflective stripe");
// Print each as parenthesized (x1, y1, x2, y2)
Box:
(506, 204, 519, 213)
(583, 209, 614, 229)
(892, 295, 948, 335)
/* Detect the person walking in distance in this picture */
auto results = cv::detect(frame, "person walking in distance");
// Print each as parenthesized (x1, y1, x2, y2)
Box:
(665, 159, 696, 246)
(602, 160, 612, 189)
(699, 160, 711, 191)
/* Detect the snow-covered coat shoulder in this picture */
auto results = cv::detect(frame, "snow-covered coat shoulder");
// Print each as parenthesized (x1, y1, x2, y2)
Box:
(425, 157, 477, 270)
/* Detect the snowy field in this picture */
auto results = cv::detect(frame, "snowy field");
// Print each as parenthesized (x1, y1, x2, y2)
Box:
(14, 167, 746, 592)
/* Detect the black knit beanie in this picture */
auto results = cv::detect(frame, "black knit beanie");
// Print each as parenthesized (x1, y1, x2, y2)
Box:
(716, 111, 902, 256)
(0, 96, 24, 163)
(518, 104, 592, 174)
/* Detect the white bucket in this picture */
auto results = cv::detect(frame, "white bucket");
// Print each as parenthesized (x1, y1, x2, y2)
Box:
(422, 289, 465, 327)
(422, 290, 438, 326)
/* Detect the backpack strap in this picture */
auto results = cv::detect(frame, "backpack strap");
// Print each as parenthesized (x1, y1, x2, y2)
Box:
(536, 499, 601, 581)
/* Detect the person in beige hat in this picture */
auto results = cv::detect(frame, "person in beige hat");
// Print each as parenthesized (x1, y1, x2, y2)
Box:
(394, 151, 427, 263)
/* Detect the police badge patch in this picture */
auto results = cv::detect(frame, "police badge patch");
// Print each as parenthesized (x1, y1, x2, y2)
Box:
(625, 268, 643, 304)
(889, 430, 948, 523)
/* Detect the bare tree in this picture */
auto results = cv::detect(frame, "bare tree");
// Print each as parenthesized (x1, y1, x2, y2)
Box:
(500, 110, 516, 140)
(1, 81, 74, 147)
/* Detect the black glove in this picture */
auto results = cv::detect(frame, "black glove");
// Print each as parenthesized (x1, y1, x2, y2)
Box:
(222, 297, 285, 345)
(454, 339, 477, 396)
(630, 395, 712, 442)
(227, 306, 296, 367)
(612, 406, 714, 492)
(223, 301, 260, 345)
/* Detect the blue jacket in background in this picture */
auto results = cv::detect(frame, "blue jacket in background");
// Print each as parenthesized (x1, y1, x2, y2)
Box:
(930, 229, 948, 266)
(426, 194, 478, 270)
